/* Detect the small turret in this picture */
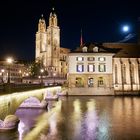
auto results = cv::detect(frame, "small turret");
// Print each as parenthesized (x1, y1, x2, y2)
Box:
(49, 8, 58, 26)
(38, 14, 46, 32)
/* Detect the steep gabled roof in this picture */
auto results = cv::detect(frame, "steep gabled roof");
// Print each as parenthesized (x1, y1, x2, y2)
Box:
(103, 43, 140, 58)
(74, 43, 120, 53)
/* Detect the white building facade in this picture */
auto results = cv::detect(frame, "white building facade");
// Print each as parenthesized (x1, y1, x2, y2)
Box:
(68, 43, 140, 95)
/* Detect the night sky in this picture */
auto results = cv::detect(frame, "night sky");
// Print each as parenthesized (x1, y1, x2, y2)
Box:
(0, 0, 140, 61)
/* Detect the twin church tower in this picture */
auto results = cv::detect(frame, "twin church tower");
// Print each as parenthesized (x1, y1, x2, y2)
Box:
(35, 8, 70, 77)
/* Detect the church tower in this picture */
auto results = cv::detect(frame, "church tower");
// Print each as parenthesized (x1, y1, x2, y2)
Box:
(35, 8, 60, 77)
(35, 14, 47, 67)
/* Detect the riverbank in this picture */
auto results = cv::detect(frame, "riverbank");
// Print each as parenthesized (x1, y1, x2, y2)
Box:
(0, 84, 62, 96)
(68, 87, 140, 96)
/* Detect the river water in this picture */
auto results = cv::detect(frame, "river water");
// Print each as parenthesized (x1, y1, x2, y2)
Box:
(0, 96, 140, 140)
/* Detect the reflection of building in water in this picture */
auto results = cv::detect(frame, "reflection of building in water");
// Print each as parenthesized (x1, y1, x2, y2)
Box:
(82, 100, 99, 140)
(68, 43, 140, 95)
(112, 97, 140, 138)
(72, 100, 82, 140)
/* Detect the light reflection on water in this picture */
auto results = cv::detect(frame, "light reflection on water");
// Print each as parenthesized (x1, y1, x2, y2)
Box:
(16, 108, 44, 140)
(1, 96, 140, 140)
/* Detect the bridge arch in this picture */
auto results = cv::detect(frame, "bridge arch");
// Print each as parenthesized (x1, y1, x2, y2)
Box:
(0, 86, 61, 120)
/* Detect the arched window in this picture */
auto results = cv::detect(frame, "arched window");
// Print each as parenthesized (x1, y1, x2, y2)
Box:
(131, 64, 135, 84)
(98, 77, 104, 87)
(75, 77, 84, 87)
(115, 64, 118, 84)
(122, 64, 126, 84)
(88, 78, 94, 87)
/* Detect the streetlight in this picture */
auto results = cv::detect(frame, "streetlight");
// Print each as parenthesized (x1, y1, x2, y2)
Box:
(40, 68, 44, 85)
(6, 57, 13, 84)
(19, 70, 22, 83)
(53, 73, 56, 85)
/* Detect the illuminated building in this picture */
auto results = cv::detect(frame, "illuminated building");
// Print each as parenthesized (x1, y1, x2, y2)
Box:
(35, 9, 70, 78)
(0, 61, 24, 83)
(68, 43, 140, 95)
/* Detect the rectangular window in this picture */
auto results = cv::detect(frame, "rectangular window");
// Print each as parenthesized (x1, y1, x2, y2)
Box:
(76, 57, 84, 61)
(77, 64, 84, 72)
(87, 57, 95, 61)
(88, 64, 95, 72)
(99, 64, 106, 72)
(98, 57, 106, 61)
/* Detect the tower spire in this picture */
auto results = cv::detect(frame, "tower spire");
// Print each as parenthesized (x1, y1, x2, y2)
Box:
(80, 29, 83, 46)
(38, 14, 46, 32)
(49, 7, 58, 26)
(41, 14, 44, 18)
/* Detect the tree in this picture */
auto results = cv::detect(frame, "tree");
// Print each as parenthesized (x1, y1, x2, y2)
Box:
(30, 60, 48, 77)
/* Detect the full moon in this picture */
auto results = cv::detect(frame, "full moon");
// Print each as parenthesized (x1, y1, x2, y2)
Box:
(122, 25, 129, 32)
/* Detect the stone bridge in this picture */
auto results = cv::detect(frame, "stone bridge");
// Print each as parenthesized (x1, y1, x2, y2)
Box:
(0, 86, 61, 120)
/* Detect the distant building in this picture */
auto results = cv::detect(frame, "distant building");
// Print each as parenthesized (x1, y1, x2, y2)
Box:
(35, 9, 70, 78)
(0, 61, 24, 83)
(68, 43, 140, 95)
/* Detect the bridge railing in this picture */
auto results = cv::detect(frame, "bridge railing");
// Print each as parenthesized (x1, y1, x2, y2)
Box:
(0, 83, 63, 94)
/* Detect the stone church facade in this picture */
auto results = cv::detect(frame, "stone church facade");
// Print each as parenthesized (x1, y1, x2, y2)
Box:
(35, 9, 70, 78)
(104, 43, 140, 95)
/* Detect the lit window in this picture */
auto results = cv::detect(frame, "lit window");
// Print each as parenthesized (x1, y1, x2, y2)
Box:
(88, 64, 95, 72)
(75, 77, 84, 87)
(77, 64, 84, 72)
(99, 64, 106, 72)
(76, 57, 84, 61)
(98, 77, 104, 87)
(88, 78, 94, 87)
(98, 57, 105, 61)
(87, 57, 95, 61)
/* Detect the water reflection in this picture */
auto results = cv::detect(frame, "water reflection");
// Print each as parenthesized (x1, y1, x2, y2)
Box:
(16, 108, 44, 140)
(71, 99, 82, 140)
(1, 96, 140, 140)
(82, 99, 98, 140)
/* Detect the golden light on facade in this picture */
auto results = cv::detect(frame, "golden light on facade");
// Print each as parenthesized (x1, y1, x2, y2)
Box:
(1, 69, 5, 73)
(19, 70, 22, 73)
(40, 69, 44, 73)
(7, 57, 13, 64)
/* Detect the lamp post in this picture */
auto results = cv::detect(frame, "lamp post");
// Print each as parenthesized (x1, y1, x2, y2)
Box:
(40, 68, 44, 86)
(7, 57, 13, 84)
(19, 70, 22, 83)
